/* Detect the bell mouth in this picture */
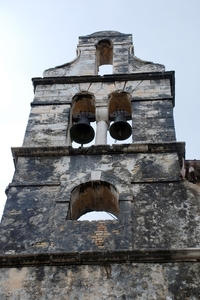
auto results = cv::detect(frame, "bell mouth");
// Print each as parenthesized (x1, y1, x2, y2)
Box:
(110, 115, 132, 141)
(70, 117, 95, 145)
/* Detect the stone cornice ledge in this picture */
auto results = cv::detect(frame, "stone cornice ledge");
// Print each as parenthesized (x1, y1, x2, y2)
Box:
(32, 71, 175, 106)
(32, 71, 175, 89)
(0, 248, 200, 267)
(12, 142, 185, 161)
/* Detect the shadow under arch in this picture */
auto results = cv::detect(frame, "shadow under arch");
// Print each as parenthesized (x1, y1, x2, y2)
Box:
(108, 91, 132, 116)
(71, 92, 96, 116)
(68, 181, 119, 220)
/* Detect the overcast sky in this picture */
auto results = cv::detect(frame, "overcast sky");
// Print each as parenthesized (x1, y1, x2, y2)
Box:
(0, 0, 200, 218)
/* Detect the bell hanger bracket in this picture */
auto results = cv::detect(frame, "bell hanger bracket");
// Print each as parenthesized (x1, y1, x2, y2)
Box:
(72, 111, 95, 122)
(109, 110, 131, 121)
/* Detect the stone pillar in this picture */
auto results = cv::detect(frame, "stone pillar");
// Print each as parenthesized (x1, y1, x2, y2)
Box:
(95, 107, 108, 145)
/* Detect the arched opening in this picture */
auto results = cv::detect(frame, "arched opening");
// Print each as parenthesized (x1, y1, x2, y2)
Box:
(96, 39, 113, 75)
(70, 93, 96, 147)
(98, 65, 113, 75)
(68, 181, 119, 220)
(108, 91, 132, 144)
(79, 211, 117, 221)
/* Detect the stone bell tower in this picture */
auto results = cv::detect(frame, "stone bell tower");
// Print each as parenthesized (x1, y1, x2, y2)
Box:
(1, 31, 200, 299)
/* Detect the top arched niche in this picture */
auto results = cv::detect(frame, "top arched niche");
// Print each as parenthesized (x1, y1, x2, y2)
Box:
(96, 39, 113, 74)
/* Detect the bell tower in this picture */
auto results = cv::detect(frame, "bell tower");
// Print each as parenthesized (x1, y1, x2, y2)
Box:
(1, 31, 200, 299)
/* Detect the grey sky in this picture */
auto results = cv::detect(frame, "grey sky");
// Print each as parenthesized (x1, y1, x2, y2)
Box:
(0, 0, 200, 217)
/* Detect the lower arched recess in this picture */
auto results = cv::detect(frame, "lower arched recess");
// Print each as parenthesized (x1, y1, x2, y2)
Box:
(68, 181, 119, 220)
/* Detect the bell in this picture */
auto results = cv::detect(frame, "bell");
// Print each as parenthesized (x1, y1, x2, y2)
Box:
(109, 115, 132, 140)
(70, 116, 95, 145)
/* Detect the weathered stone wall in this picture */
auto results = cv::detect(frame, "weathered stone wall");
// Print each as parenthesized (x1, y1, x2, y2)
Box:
(43, 31, 165, 77)
(23, 75, 174, 146)
(33, 79, 171, 104)
(1, 145, 200, 255)
(132, 99, 175, 143)
(23, 104, 70, 146)
(0, 263, 200, 299)
(2, 180, 200, 253)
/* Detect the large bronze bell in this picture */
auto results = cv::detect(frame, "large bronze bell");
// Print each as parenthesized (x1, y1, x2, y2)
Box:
(109, 115, 132, 140)
(70, 116, 95, 145)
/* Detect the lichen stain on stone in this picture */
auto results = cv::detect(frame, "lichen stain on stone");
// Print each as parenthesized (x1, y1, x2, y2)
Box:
(4, 268, 28, 294)
(29, 214, 43, 226)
